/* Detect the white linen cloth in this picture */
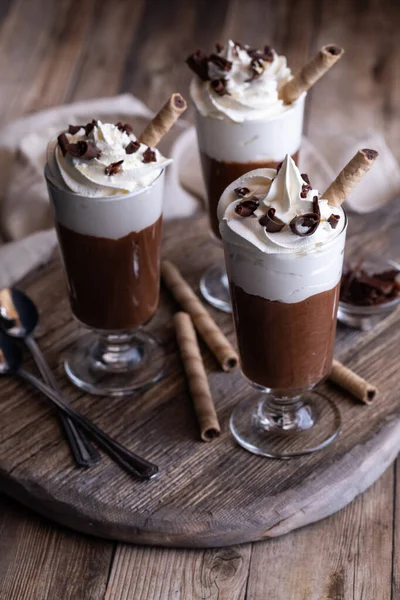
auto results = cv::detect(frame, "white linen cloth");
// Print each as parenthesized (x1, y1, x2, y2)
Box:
(0, 93, 399, 288)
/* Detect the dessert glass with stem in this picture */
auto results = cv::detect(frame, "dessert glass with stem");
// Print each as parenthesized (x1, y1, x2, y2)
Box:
(46, 168, 168, 397)
(219, 161, 347, 457)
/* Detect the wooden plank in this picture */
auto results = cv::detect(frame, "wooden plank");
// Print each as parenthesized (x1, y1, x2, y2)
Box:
(246, 468, 394, 600)
(0, 494, 114, 600)
(104, 543, 251, 600)
(66, 0, 145, 103)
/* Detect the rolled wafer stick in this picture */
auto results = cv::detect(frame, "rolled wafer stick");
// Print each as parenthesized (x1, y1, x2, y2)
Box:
(280, 44, 344, 105)
(174, 312, 221, 441)
(138, 93, 187, 147)
(329, 359, 377, 405)
(323, 148, 379, 208)
(161, 260, 238, 372)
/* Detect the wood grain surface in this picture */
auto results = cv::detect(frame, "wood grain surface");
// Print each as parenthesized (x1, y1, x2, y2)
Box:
(0, 0, 399, 598)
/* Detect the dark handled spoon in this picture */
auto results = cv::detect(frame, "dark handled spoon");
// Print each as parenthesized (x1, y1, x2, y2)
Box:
(0, 330, 159, 480)
(0, 288, 100, 467)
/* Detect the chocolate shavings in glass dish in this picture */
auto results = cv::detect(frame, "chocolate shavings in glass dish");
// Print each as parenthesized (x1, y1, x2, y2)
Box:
(340, 262, 400, 306)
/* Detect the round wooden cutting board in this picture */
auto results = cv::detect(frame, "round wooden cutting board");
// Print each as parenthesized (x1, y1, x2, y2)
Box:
(1, 210, 400, 548)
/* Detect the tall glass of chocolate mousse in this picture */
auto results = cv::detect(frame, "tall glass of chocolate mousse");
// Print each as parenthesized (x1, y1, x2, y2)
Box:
(219, 155, 348, 457)
(45, 112, 180, 397)
(188, 40, 343, 313)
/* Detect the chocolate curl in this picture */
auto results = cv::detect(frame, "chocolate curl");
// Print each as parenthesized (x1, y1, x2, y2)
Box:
(323, 149, 379, 208)
(174, 312, 221, 442)
(329, 359, 377, 405)
(280, 44, 344, 104)
(138, 93, 187, 147)
(161, 260, 238, 372)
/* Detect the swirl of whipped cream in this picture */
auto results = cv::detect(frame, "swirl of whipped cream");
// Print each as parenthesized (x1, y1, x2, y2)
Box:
(218, 155, 345, 255)
(189, 40, 293, 123)
(46, 120, 172, 198)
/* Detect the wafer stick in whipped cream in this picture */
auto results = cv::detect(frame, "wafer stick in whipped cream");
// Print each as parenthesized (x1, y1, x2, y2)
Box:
(138, 93, 187, 147)
(174, 312, 221, 441)
(280, 45, 344, 105)
(323, 148, 379, 208)
(161, 260, 238, 372)
(329, 359, 377, 405)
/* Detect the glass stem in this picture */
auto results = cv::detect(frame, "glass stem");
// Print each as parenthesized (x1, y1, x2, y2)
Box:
(91, 332, 143, 372)
(257, 394, 315, 433)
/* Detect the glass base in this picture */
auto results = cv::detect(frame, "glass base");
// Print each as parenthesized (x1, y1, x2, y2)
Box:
(200, 263, 232, 313)
(230, 391, 341, 458)
(65, 330, 168, 397)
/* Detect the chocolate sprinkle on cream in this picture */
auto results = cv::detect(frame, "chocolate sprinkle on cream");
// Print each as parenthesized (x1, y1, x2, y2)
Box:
(68, 125, 83, 135)
(57, 133, 69, 157)
(84, 120, 97, 136)
(259, 208, 285, 233)
(215, 41, 224, 53)
(186, 50, 209, 81)
(142, 147, 157, 163)
(105, 160, 124, 176)
(235, 199, 259, 217)
(328, 213, 340, 229)
(66, 140, 101, 159)
(290, 213, 320, 237)
(209, 53, 232, 72)
(210, 78, 229, 96)
(116, 122, 134, 135)
(234, 187, 250, 198)
(300, 183, 312, 198)
(245, 58, 265, 82)
(301, 173, 311, 185)
(125, 140, 140, 154)
(312, 195, 321, 218)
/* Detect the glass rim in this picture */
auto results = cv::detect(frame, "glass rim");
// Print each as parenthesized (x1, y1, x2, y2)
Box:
(44, 164, 165, 203)
(221, 209, 348, 258)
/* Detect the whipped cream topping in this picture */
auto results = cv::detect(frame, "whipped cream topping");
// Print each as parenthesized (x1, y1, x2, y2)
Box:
(46, 120, 172, 198)
(219, 155, 345, 255)
(188, 40, 292, 123)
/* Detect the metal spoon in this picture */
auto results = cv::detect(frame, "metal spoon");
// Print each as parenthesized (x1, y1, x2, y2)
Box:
(0, 330, 159, 480)
(0, 287, 100, 468)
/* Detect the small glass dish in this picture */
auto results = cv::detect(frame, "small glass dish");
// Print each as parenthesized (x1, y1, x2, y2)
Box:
(337, 256, 400, 331)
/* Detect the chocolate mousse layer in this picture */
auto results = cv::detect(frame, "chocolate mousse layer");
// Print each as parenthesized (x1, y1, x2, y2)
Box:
(56, 217, 162, 331)
(230, 281, 340, 390)
(201, 151, 300, 240)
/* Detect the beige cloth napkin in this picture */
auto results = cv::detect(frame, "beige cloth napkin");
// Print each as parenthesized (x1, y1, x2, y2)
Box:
(1, 93, 399, 287)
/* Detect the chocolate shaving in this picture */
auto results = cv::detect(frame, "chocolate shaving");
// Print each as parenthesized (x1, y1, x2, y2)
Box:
(125, 140, 140, 154)
(328, 213, 340, 229)
(259, 208, 285, 233)
(209, 53, 232, 72)
(247, 45, 274, 62)
(235, 199, 259, 217)
(340, 264, 400, 306)
(234, 187, 250, 198)
(68, 124, 84, 135)
(245, 58, 265, 82)
(210, 78, 229, 96)
(215, 41, 224, 53)
(312, 195, 321, 218)
(66, 140, 101, 159)
(276, 162, 283, 173)
(84, 120, 98, 136)
(57, 133, 69, 157)
(105, 159, 124, 176)
(142, 147, 157, 163)
(116, 122, 134, 135)
(290, 213, 320, 237)
(300, 183, 312, 198)
(301, 173, 311, 185)
(186, 50, 209, 81)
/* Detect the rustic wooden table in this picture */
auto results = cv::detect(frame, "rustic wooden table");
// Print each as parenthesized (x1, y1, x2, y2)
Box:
(0, 0, 399, 598)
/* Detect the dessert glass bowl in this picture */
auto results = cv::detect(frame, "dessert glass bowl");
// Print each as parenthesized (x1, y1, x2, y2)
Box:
(337, 256, 400, 331)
